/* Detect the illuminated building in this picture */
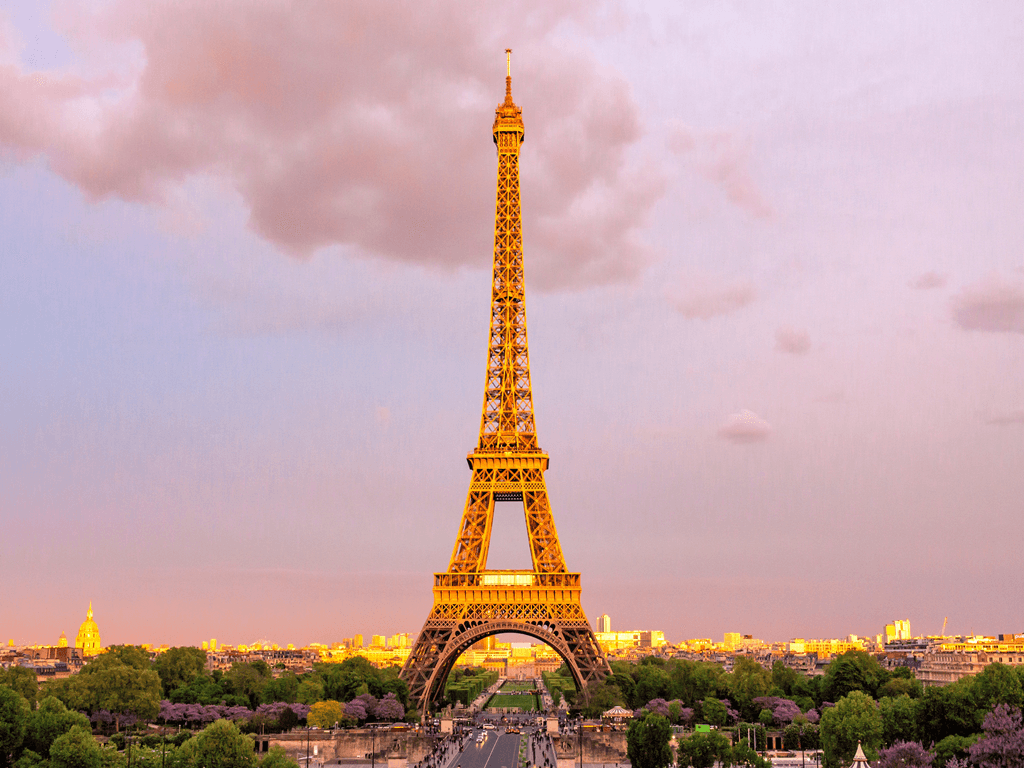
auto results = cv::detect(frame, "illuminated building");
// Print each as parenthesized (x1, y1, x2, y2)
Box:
(598, 614, 611, 634)
(885, 619, 911, 643)
(74, 602, 102, 656)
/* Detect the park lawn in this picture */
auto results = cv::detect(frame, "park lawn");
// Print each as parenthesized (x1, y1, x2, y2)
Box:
(486, 693, 540, 710)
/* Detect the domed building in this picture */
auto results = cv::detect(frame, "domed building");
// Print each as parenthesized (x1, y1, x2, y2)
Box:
(75, 602, 102, 656)
(57, 631, 68, 648)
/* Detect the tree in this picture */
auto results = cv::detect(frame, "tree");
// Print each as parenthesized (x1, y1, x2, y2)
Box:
(578, 682, 625, 719)
(677, 731, 731, 768)
(820, 691, 883, 768)
(0, 670, 38, 710)
(879, 677, 923, 700)
(879, 695, 918, 746)
(0, 687, 31, 768)
(47, 725, 106, 768)
(24, 696, 91, 757)
(699, 698, 727, 727)
(374, 693, 405, 722)
(625, 711, 672, 768)
(79, 660, 162, 730)
(729, 658, 771, 719)
(259, 744, 299, 768)
(730, 741, 771, 768)
(933, 734, 978, 767)
(974, 665, 1024, 712)
(225, 662, 272, 710)
(96, 645, 153, 671)
(875, 741, 933, 768)
(307, 700, 345, 729)
(917, 678, 981, 745)
(154, 647, 207, 697)
(822, 651, 888, 703)
(177, 719, 257, 768)
(968, 703, 1024, 768)
(634, 666, 671, 709)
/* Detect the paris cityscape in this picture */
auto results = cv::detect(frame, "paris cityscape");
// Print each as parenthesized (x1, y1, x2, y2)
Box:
(2, 2, 1023, 768)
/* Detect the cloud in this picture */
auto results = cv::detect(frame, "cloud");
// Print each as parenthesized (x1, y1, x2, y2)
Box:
(951, 276, 1024, 333)
(775, 326, 811, 354)
(985, 410, 1024, 426)
(0, 1, 663, 290)
(718, 410, 771, 443)
(909, 271, 948, 290)
(667, 275, 756, 319)
(666, 121, 772, 218)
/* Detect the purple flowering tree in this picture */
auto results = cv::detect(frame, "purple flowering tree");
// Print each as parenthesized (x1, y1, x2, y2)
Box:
(805, 709, 820, 724)
(345, 699, 368, 722)
(969, 704, 1024, 768)
(876, 741, 933, 768)
(374, 693, 405, 722)
(646, 699, 671, 718)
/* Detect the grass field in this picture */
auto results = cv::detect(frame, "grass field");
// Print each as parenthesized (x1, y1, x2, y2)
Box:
(499, 681, 537, 692)
(486, 692, 540, 711)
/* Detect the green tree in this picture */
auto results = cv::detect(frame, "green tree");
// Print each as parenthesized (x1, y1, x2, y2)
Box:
(263, 672, 300, 705)
(97, 646, 152, 671)
(821, 651, 887, 703)
(625, 712, 672, 768)
(225, 662, 272, 710)
(307, 701, 345, 729)
(783, 722, 820, 751)
(932, 734, 978, 768)
(700, 698, 727, 727)
(48, 725, 105, 768)
(259, 745, 298, 768)
(878, 677, 923, 700)
(729, 658, 771, 719)
(974, 663, 1024, 711)
(916, 677, 980, 744)
(879, 695, 918, 747)
(0, 687, 31, 768)
(177, 719, 256, 768)
(24, 696, 91, 757)
(634, 666, 671, 708)
(730, 741, 771, 768)
(0, 670, 39, 710)
(296, 679, 324, 706)
(579, 681, 625, 719)
(154, 647, 207, 697)
(820, 691, 884, 768)
(677, 731, 731, 768)
(79, 660, 162, 731)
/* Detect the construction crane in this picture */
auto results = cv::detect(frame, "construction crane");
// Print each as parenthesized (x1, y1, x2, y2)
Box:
(942, 617, 948, 637)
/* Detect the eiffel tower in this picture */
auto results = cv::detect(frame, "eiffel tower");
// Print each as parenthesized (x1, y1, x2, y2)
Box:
(400, 51, 610, 714)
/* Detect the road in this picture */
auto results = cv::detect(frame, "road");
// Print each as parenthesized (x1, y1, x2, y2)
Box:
(446, 730, 522, 768)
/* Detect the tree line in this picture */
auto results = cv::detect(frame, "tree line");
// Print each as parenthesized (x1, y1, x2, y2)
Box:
(566, 651, 1024, 768)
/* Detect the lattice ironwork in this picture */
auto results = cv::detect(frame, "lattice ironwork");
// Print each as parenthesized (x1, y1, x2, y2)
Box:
(400, 52, 610, 715)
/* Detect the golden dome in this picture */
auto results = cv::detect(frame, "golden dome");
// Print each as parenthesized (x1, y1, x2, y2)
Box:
(58, 631, 68, 648)
(75, 601, 102, 656)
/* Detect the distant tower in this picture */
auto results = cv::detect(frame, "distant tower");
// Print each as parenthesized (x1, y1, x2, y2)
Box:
(598, 614, 611, 634)
(75, 602, 102, 656)
(57, 631, 68, 648)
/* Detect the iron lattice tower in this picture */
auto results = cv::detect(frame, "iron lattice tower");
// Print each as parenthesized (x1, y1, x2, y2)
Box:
(400, 52, 610, 713)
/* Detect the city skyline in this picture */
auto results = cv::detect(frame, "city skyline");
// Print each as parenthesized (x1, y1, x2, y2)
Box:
(3, 1, 1023, 646)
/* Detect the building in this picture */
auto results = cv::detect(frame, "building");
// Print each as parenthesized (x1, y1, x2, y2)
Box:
(597, 614, 611, 634)
(918, 637, 1024, 687)
(74, 602, 102, 656)
(885, 620, 912, 643)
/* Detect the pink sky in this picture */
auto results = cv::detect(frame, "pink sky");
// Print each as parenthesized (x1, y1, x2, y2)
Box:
(1, 0, 1022, 648)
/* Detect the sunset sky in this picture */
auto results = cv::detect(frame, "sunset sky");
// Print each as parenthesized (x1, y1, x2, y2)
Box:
(2, 1, 1022, 649)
